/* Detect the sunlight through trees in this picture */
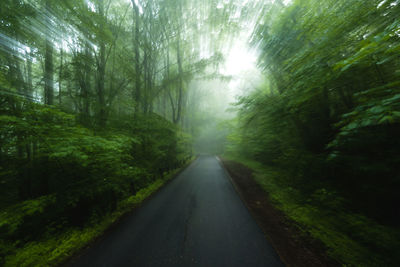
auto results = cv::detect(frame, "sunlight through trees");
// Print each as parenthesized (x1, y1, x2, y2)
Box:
(0, 0, 399, 266)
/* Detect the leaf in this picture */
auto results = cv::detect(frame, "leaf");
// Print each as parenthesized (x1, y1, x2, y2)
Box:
(378, 115, 394, 124)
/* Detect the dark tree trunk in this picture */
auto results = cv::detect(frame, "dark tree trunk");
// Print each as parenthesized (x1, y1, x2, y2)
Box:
(82, 42, 91, 124)
(132, 1, 141, 116)
(97, 0, 106, 128)
(26, 51, 33, 99)
(175, 33, 183, 124)
(58, 47, 63, 105)
(44, 0, 54, 105)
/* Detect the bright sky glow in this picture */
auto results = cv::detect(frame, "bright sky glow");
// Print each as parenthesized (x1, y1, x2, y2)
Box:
(221, 42, 257, 76)
(220, 36, 261, 97)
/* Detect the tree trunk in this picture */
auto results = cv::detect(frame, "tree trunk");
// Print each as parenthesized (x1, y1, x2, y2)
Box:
(175, 32, 184, 124)
(143, 49, 148, 113)
(132, 1, 141, 116)
(81, 42, 91, 125)
(44, 0, 54, 105)
(26, 50, 33, 99)
(58, 47, 63, 105)
(168, 91, 176, 122)
(97, 0, 106, 128)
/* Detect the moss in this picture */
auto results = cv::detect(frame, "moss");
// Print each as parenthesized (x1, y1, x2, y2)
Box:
(224, 154, 400, 267)
(3, 161, 192, 267)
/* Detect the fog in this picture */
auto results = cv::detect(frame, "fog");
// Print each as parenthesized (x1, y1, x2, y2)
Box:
(189, 30, 263, 154)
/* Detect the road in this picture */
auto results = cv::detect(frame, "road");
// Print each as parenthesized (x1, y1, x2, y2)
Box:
(69, 155, 284, 267)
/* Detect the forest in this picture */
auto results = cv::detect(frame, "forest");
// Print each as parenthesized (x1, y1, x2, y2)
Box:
(0, 0, 399, 266)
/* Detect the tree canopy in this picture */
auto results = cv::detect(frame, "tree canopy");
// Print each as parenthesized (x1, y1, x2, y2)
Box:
(1, 0, 400, 266)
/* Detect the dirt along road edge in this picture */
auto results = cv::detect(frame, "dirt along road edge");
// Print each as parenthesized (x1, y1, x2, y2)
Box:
(219, 157, 339, 267)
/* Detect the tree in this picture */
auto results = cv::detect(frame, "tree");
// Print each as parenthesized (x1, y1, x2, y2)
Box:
(44, 0, 54, 105)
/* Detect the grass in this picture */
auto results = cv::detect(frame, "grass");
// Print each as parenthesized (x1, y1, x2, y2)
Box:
(2, 161, 192, 267)
(223, 153, 400, 267)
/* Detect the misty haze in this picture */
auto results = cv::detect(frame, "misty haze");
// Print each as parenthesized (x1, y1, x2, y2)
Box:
(1, 0, 399, 266)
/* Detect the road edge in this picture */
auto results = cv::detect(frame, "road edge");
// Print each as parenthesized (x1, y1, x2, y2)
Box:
(62, 157, 197, 266)
(217, 156, 339, 267)
(216, 156, 289, 266)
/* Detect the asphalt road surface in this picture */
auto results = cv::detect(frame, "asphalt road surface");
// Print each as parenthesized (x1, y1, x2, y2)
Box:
(69, 155, 284, 267)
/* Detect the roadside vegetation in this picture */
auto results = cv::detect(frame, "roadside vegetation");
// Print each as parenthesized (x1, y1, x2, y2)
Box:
(224, 0, 400, 266)
(1, 0, 399, 266)
(0, 99, 192, 266)
(0, 0, 221, 265)
(224, 154, 400, 266)
(2, 168, 185, 267)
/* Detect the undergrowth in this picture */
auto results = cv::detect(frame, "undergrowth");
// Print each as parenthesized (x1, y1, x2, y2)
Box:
(3, 164, 188, 267)
(224, 154, 400, 267)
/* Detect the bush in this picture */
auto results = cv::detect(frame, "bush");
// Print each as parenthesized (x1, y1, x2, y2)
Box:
(0, 101, 192, 263)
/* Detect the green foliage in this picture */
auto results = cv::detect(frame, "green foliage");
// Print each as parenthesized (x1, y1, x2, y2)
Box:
(0, 0, 235, 264)
(232, 0, 400, 220)
(226, 155, 400, 267)
(2, 176, 169, 267)
(1, 160, 192, 267)
(0, 97, 192, 265)
(225, 0, 400, 265)
(128, 113, 192, 173)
